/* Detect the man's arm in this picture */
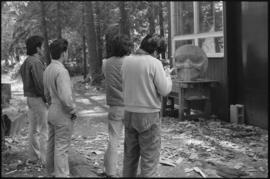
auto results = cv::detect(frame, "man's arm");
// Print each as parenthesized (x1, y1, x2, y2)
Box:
(153, 60, 172, 96)
(31, 61, 46, 102)
(43, 71, 51, 105)
(56, 69, 76, 115)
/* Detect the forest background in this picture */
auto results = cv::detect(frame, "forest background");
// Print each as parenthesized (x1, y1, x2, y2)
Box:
(1, 1, 170, 85)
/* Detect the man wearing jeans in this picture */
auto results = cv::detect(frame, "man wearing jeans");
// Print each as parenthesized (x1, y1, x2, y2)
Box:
(43, 39, 76, 177)
(20, 35, 48, 165)
(102, 34, 132, 177)
(121, 34, 173, 177)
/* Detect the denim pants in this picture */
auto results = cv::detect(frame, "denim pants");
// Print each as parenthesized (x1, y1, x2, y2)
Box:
(123, 111, 161, 177)
(104, 106, 124, 176)
(46, 103, 74, 177)
(27, 97, 48, 164)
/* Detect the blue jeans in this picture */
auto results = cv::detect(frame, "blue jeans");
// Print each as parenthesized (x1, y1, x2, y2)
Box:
(123, 111, 161, 177)
(104, 106, 124, 176)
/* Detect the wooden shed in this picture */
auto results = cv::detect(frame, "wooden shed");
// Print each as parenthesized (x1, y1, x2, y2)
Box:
(169, 1, 268, 129)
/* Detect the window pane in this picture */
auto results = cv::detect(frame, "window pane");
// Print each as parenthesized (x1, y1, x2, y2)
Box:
(175, 39, 195, 51)
(199, 1, 223, 33)
(174, 2, 194, 35)
(214, 1, 223, 31)
(199, 37, 224, 54)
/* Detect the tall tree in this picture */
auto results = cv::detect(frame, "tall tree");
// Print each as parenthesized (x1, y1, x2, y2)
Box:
(159, 2, 165, 59)
(148, 2, 155, 34)
(159, 2, 164, 37)
(82, 3, 87, 79)
(95, 1, 103, 62)
(85, 1, 102, 85)
(1, 1, 5, 10)
(167, 2, 172, 64)
(40, 2, 51, 65)
(56, 1, 61, 39)
(119, 1, 130, 37)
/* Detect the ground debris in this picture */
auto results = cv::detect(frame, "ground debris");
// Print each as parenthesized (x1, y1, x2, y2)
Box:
(193, 167, 207, 178)
(2, 75, 268, 178)
(159, 158, 176, 167)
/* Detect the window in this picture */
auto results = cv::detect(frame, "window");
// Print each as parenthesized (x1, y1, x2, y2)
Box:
(171, 1, 224, 58)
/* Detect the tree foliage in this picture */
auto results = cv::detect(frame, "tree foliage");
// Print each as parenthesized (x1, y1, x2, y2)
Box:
(2, 1, 170, 83)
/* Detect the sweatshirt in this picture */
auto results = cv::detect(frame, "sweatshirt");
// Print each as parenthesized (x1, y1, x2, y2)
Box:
(121, 52, 172, 113)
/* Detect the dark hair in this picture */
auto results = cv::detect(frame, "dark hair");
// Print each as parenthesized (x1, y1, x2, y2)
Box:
(49, 38, 68, 60)
(26, 35, 44, 56)
(157, 37, 167, 54)
(139, 34, 166, 54)
(105, 24, 120, 58)
(110, 34, 132, 57)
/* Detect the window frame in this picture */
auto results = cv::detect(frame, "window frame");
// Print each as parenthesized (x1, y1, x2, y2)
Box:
(171, 1, 224, 59)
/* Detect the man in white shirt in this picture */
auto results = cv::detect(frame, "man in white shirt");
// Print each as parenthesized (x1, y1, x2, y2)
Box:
(121, 34, 173, 177)
(43, 39, 76, 177)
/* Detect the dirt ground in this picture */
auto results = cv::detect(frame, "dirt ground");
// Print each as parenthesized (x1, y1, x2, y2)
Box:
(1, 75, 268, 178)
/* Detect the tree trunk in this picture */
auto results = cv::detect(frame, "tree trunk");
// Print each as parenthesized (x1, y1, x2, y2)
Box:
(119, 1, 130, 37)
(159, 2, 165, 59)
(40, 2, 51, 65)
(82, 4, 87, 79)
(148, 2, 155, 34)
(159, 2, 164, 36)
(1, 1, 5, 10)
(56, 1, 62, 39)
(95, 2, 103, 63)
(167, 2, 172, 65)
(85, 1, 102, 85)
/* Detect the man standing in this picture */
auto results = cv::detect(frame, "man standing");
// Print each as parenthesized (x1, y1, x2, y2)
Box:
(102, 34, 133, 177)
(43, 39, 76, 177)
(122, 34, 173, 177)
(20, 35, 48, 165)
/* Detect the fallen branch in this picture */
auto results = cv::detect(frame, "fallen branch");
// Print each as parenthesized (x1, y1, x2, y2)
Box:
(193, 167, 207, 178)
(5, 169, 17, 175)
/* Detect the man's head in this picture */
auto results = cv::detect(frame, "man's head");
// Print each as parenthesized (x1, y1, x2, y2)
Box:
(105, 23, 120, 58)
(139, 34, 167, 57)
(110, 34, 133, 57)
(26, 35, 44, 56)
(49, 38, 68, 61)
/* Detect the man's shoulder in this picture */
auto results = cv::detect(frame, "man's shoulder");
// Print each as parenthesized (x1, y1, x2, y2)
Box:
(105, 57, 124, 67)
(27, 56, 45, 66)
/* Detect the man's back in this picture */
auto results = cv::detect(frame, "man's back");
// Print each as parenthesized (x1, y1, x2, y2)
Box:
(20, 56, 45, 98)
(122, 54, 172, 113)
(103, 57, 124, 106)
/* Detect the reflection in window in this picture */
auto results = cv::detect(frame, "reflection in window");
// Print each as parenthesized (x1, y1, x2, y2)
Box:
(175, 2, 194, 35)
(199, 1, 223, 33)
(199, 37, 224, 54)
(172, 1, 224, 57)
(175, 40, 194, 50)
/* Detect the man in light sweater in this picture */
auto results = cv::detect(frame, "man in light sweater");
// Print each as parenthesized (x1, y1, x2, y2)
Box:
(43, 39, 77, 177)
(121, 34, 173, 177)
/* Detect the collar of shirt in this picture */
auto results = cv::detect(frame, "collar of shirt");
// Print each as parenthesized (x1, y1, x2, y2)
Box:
(29, 54, 44, 64)
(134, 49, 149, 55)
(51, 59, 65, 68)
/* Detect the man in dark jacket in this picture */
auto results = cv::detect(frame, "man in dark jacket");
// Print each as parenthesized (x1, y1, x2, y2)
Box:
(20, 35, 48, 165)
